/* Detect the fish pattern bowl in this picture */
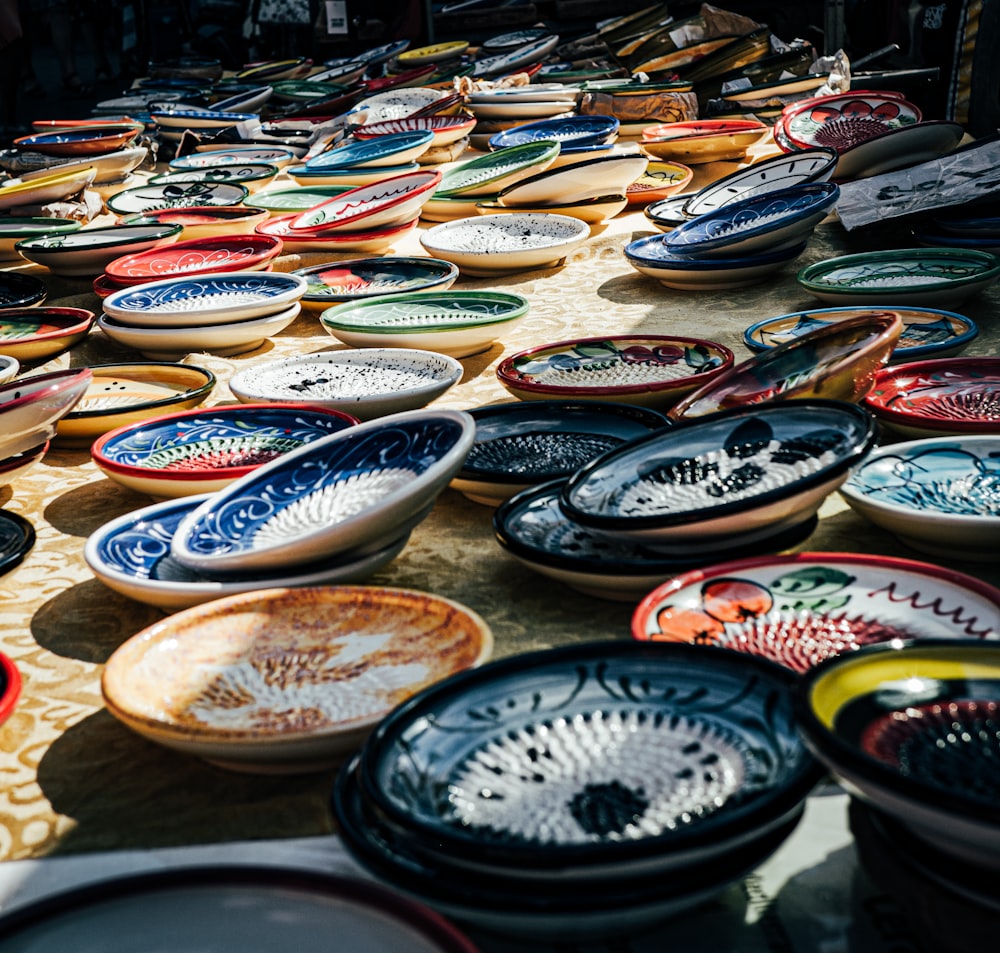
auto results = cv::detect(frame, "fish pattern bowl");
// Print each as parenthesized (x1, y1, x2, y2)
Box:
(633, 552, 1000, 677)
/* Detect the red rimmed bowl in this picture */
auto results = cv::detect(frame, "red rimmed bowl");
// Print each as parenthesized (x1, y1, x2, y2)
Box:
(119, 205, 271, 240)
(0, 651, 21, 727)
(104, 234, 284, 285)
(352, 115, 476, 148)
(777, 90, 921, 153)
(639, 119, 768, 163)
(0, 307, 95, 362)
(862, 356, 1000, 438)
(632, 552, 1000, 674)
(256, 213, 420, 255)
(496, 334, 734, 408)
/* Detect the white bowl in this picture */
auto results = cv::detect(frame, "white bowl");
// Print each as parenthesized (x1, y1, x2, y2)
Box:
(15, 223, 183, 277)
(0, 367, 92, 457)
(496, 153, 649, 206)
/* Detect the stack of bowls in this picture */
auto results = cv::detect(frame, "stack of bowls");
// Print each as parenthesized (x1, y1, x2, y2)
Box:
(335, 640, 823, 941)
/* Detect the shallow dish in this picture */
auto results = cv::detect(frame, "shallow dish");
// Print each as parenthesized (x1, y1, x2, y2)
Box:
(669, 312, 902, 419)
(418, 213, 590, 277)
(169, 409, 474, 575)
(496, 153, 648, 207)
(862, 356, 1000, 437)
(0, 307, 95, 362)
(0, 437, 48, 487)
(451, 400, 669, 506)
(106, 181, 250, 215)
(0, 166, 96, 210)
(796, 639, 1000, 868)
(0, 354, 17, 384)
(149, 163, 280, 193)
(0, 367, 92, 455)
(683, 147, 838, 216)
(0, 272, 45, 310)
(96, 302, 301, 360)
(119, 205, 270, 239)
(475, 193, 629, 226)
(305, 131, 435, 170)
(294, 257, 458, 310)
(0, 217, 80, 260)
(639, 120, 768, 163)
(228, 348, 463, 421)
(352, 115, 476, 148)
(796, 248, 1000, 307)
(743, 305, 979, 363)
(471, 32, 560, 75)
(151, 107, 256, 130)
(351, 87, 452, 124)
(487, 115, 619, 151)
(633, 554, 1000, 674)
(169, 147, 296, 170)
(420, 194, 490, 222)
(256, 214, 419, 254)
(234, 55, 313, 81)
(561, 400, 877, 545)
(644, 191, 697, 230)
(12, 125, 140, 156)
(779, 90, 921, 153)
(832, 119, 964, 180)
(0, 650, 21, 727)
(320, 290, 529, 358)
(15, 222, 183, 277)
(251, 185, 353, 215)
(104, 234, 282, 285)
(435, 141, 560, 198)
(496, 334, 733, 408)
(55, 363, 216, 445)
(102, 271, 308, 328)
(624, 160, 694, 206)
(85, 495, 410, 613)
(664, 183, 839, 259)
(285, 162, 421, 189)
(19, 145, 148, 186)
(91, 403, 358, 498)
(397, 39, 468, 66)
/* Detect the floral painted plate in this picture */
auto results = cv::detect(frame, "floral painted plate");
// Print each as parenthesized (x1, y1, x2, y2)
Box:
(744, 306, 979, 364)
(104, 234, 283, 285)
(632, 554, 1000, 673)
(435, 141, 560, 198)
(778, 91, 921, 153)
(487, 115, 619, 151)
(106, 181, 251, 215)
(796, 248, 1000, 308)
(293, 256, 458, 308)
(149, 163, 280, 192)
(496, 334, 733, 408)
(0, 307, 95, 362)
(669, 312, 902, 419)
(228, 348, 463, 421)
(91, 403, 359, 498)
(320, 290, 529, 358)
(862, 356, 1000, 437)
(305, 131, 435, 170)
(170, 409, 474, 575)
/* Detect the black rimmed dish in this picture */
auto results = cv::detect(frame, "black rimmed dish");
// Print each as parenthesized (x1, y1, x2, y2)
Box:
(0, 272, 46, 310)
(560, 399, 878, 547)
(352, 640, 821, 887)
(450, 400, 669, 507)
(796, 639, 1000, 871)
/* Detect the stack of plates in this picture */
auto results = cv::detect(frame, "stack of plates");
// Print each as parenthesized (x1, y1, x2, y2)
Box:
(335, 639, 822, 940)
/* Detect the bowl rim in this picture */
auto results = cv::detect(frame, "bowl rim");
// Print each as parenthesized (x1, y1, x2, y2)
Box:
(0, 307, 96, 342)
(294, 256, 459, 302)
(103, 233, 283, 284)
(63, 363, 216, 420)
(0, 366, 93, 417)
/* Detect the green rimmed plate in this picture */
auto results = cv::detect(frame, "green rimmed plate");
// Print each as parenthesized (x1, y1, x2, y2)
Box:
(435, 140, 560, 198)
(253, 184, 354, 214)
(0, 216, 81, 260)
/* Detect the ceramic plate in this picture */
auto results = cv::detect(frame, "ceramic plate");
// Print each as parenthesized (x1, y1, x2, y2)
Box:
(469, 99, 573, 120)
(0, 307, 95, 362)
(669, 312, 902, 419)
(229, 348, 463, 421)
(286, 161, 421, 188)
(169, 409, 474, 574)
(0, 437, 48, 487)
(0, 354, 17, 384)
(15, 223, 183, 277)
(780, 91, 922, 152)
(305, 131, 435, 170)
(149, 163, 280, 191)
(0, 367, 92, 455)
(119, 205, 270, 239)
(352, 116, 476, 147)
(471, 33, 560, 75)
(744, 306, 979, 363)
(234, 55, 312, 81)
(561, 400, 877, 545)
(639, 120, 767, 163)
(151, 107, 256, 129)
(645, 191, 697, 230)
(633, 554, 1000, 674)
(487, 115, 619, 151)
(0, 509, 34, 577)
(352, 87, 452, 124)
(101, 584, 492, 771)
(0, 867, 482, 952)
(0, 272, 46, 310)
(833, 120, 964, 180)
(20, 145, 148, 185)
(294, 257, 458, 308)
(0, 648, 20, 725)
(862, 356, 1000, 437)
(251, 185, 352, 214)
(496, 334, 733, 407)
(106, 181, 250, 214)
(435, 141, 560, 198)
(104, 234, 282, 284)
(475, 193, 629, 225)
(102, 271, 308, 327)
(256, 214, 419, 254)
(12, 126, 140, 156)
(796, 248, 1000, 307)
(169, 147, 296, 170)
(0, 166, 97, 210)
(481, 27, 553, 51)
(0, 217, 80, 260)
(55, 363, 216, 445)
(419, 213, 590, 277)
(320, 290, 529, 358)
(451, 400, 668, 506)
(496, 153, 648, 206)
(397, 39, 469, 66)
(683, 147, 838, 216)
(624, 160, 694, 206)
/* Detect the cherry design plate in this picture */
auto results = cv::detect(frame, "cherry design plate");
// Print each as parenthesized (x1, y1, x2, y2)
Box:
(780, 91, 921, 152)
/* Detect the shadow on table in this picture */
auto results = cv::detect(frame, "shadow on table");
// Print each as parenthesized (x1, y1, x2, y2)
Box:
(43, 477, 152, 539)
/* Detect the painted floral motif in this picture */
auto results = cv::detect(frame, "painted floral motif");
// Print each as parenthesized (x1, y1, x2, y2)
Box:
(785, 96, 919, 151)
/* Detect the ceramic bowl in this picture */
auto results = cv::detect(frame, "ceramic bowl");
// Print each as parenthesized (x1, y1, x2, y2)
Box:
(102, 271, 308, 328)
(106, 181, 250, 215)
(169, 409, 474, 575)
(778, 91, 921, 153)
(420, 193, 491, 222)
(12, 125, 140, 156)
(633, 554, 1000, 674)
(496, 334, 733, 408)
(228, 348, 463, 421)
(561, 400, 877, 545)
(305, 131, 435, 170)
(151, 107, 256, 130)
(0, 367, 92, 457)
(0, 437, 49, 487)
(644, 191, 697, 231)
(102, 584, 492, 772)
(796, 639, 1000, 868)
(119, 205, 271, 239)
(487, 115, 619, 151)
(351, 87, 452, 124)
(169, 147, 296, 170)
(682, 147, 838, 216)
(0, 272, 45, 310)
(397, 38, 468, 65)
(796, 248, 1000, 307)
(0, 307, 95, 362)
(85, 494, 411, 613)
(434, 141, 560, 198)
(355, 640, 820, 881)
(450, 400, 669, 507)
(0, 217, 81, 260)
(293, 257, 458, 310)
(352, 116, 476, 148)
(418, 213, 591, 277)
(832, 120, 964, 180)
(470, 31, 560, 75)
(234, 55, 313, 81)
(669, 312, 903, 419)
(149, 163, 281, 193)
(743, 306, 979, 364)
(624, 160, 694, 206)
(252, 185, 354, 216)
(839, 436, 1000, 561)
(15, 223, 183, 278)
(104, 234, 283, 285)
(285, 162, 422, 189)
(285, 170, 442, 234)
(0, 354, 18, 384)
(663, 183, 840, 259)
(320, 290, 529, 359)
(96, 302, 301, 360)
(20, 146, 148, 186)
(474, 193, 629, 226)
(0, 650, 21, 728)
(862, 356, 1000, 438)
(256, 214, 419, 254)
(625, 235, 808, 290)
(55, 363, 216, 445)
(0, 166, 96, 210)
(639, 120, 768, 163)
(91, 403, 359, 498)
(496, 154, 649, 207)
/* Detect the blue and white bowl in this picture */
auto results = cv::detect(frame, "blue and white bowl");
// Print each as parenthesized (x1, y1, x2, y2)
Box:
(305, 131, 435, 170)
(663, 182, 840, 258)
(169, 408, 475, 575)
(488, 115, 619, 151)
